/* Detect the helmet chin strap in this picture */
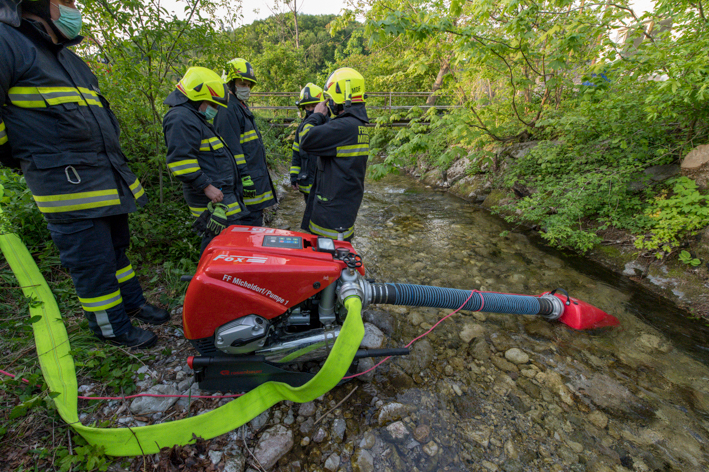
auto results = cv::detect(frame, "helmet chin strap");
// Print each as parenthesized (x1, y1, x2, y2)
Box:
(344, 80, 352, 108)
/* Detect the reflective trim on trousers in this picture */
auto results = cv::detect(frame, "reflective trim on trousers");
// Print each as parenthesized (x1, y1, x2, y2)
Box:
(79, 289, 122, 312)
(94, 310, 115, 337)
(116, 264, 135, 284)
(308, 220, 354, 240)
(33, 190, 121, 214)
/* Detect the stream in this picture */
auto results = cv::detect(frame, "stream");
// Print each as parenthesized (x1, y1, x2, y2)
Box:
(268, 171, 709, 472)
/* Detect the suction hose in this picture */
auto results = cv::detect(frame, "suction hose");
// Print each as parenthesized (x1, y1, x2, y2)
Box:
(371, 283, 562, 319)
(337, 269, 565, 320)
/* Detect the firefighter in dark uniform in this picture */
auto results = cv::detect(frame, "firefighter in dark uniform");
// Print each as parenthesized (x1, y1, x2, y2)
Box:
(162, 67, 248, 254)
(290, 83, 325, 203)
(0, 0, 169, 349)
(214, 58, 277, 227)
(300, 68, 370, 241)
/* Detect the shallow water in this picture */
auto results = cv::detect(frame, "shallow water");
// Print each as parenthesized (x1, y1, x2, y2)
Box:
(272, 173, 709, 471)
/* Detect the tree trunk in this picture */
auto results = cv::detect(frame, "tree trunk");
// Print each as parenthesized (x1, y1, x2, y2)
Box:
(426, 58, 450, 106)
(293, 0, 299, 49)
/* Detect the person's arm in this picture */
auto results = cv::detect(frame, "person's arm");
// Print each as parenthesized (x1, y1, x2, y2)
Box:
(0, 35, 19, 169)
(290, 123, 303, 189)
(213, 104, 256, 198)
(163, 111, 214, 193)
(299, 113, 351, 156)
(213, 103, 251, 179)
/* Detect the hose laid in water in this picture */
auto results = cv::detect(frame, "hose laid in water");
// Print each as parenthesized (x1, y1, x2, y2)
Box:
(369, 283, 559, 318)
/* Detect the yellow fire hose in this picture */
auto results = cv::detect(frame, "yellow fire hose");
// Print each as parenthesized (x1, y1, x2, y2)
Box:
(0, 230, 364, 456)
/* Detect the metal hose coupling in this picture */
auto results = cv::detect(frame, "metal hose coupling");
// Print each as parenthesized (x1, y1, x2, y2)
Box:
(337, 268, 372, 306)
(538, 293, 566, 320)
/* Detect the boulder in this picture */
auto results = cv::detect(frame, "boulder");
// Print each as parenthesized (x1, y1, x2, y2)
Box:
(681, 144, 709, 189)
(628, 165, 680, 191)
(253, 425, 294, 470)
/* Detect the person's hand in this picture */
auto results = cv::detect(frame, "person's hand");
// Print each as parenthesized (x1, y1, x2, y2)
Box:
(204, 184, 223, 203)
(291, 183, 299, 190)
(314, 101, 328, 116)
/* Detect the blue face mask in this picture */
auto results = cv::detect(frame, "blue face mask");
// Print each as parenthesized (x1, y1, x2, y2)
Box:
(52, 3, 83, 40)
(202, 105, 218, 121)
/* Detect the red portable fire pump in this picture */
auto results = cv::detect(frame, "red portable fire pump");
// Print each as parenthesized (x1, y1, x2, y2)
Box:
(183, 226, 619, 392)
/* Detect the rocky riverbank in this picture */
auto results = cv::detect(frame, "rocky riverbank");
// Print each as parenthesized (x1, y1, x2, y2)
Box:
(405, 144, 709, 320)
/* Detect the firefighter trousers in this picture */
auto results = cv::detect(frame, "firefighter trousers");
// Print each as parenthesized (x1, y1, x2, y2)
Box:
(47, 214, 146, 338)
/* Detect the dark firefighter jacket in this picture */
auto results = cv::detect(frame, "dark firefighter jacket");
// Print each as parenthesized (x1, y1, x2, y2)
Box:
(0, 17, 147, 222)
(162, 90, 247, 219)
(299, 103, 369, 240)
(289, 112, 322, 196)
(213, 97, 277, 212)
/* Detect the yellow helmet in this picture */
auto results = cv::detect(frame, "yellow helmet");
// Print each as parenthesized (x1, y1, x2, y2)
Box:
(224, 58, 257, 85)
(295, 83, 324, 107)
(176, 67, 229, 108)
(323, 68, 365, 106)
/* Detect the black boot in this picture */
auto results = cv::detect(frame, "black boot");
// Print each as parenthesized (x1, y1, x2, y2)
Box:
(127, 303, 170, 325)
(97, 325, 157, 350)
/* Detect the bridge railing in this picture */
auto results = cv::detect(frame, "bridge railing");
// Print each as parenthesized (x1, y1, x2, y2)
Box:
(248, 92, 461, 126)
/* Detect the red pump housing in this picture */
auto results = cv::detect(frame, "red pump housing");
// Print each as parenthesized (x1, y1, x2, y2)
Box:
(183, 226, 364, 340)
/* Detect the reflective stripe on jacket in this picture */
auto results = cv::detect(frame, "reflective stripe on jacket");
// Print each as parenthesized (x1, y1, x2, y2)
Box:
(214, 97, 277, 212)
(162, 90, 247, 219)
(0, 20, 147, 222)
(299, 104, 370, 239)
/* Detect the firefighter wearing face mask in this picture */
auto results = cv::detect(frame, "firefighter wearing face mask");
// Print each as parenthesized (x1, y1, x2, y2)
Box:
(162, 67, 248, 254)
(213, 58, 277, 227)
(299, 68, 370, 241)
(290, 83, 325, 202)
(0, 0, 170, 350)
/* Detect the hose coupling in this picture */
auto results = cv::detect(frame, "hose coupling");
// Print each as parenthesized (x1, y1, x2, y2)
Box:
(337, 269, 372, 307)
(538, 293, 565, 320)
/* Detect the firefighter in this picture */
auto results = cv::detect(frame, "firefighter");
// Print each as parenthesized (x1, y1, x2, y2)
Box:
(0, 0, 169, 349)
(162, 67, 248, 254)
(299, 68, 370, 241)
(214, 58, 277, 227)
(290, 83, 325, 203)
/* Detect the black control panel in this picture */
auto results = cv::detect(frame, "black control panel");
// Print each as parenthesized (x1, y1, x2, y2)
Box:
(262, 235, 302, 249)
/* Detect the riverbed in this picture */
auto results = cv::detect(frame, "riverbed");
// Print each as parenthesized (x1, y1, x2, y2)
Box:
(267, 172, 709, 471)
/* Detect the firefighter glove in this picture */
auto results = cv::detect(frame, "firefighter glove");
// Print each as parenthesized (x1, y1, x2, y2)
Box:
(242, 175, 257, 199)
(206, 202, 229, 236)
(191, 208, 211, 236)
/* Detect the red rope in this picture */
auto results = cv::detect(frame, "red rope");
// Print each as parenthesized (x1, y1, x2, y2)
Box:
(343, 290, 477, 379)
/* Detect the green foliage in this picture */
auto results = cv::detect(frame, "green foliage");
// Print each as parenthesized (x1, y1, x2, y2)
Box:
(56, 435, 108, 472)
(679, 250, 702, 267)
(0, 169, 50, 251)
(634, 177, 709, 257)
